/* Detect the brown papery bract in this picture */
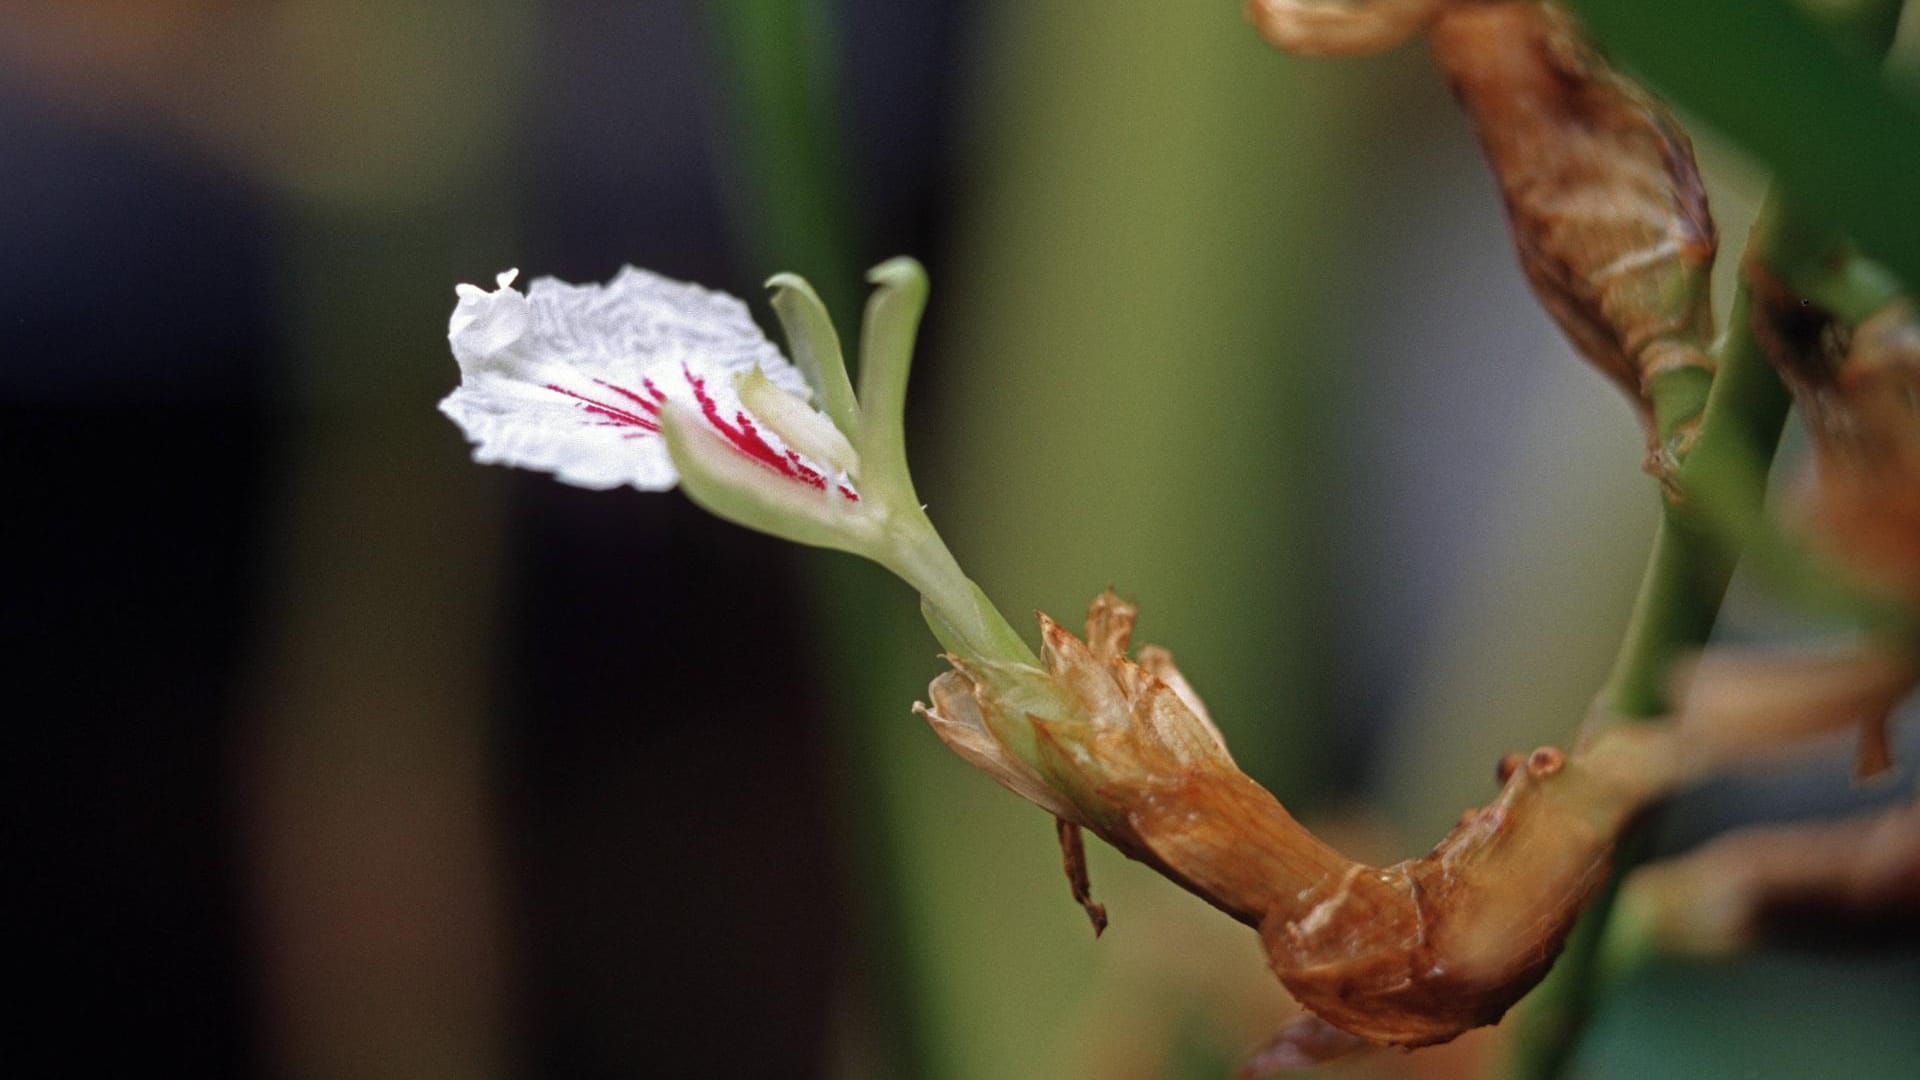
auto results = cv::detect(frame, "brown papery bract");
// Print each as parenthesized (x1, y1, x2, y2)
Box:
(1426, 2, 1719, 471)
(1666, 643, 1916, 781)
(922, 586, 1920, 1055)
(1253, 2, 1720, 473)
(921, 593, 1698, 1049)
(1618, 802, 1920, 958)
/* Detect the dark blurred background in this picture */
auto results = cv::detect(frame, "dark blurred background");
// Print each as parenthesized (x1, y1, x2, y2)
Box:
(5, 3, 1914, 1078)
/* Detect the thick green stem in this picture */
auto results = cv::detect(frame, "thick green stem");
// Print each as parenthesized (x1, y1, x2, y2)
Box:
(1502, 215, 1794, 1080)
(1593, 514, 1721, 718)
(880, 510, 1036, 667)
(1599, 288, 1796, 721)
(1509, 5, 1915, 1062)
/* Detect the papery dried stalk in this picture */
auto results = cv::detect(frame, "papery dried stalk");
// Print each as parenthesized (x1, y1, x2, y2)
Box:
(1425, 1, 1718, 476)
(1617, 801, 1920, 958)
(1057, 818, 1110, 935)
(921, 592, 1695, 1047)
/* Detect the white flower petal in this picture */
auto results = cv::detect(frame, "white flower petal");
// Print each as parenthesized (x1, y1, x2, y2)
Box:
(439, 266, 841, 494)
(449, 268, 531, 363)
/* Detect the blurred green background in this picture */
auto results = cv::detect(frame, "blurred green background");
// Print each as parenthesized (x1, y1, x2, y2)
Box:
(4, 2, 1913, 1078)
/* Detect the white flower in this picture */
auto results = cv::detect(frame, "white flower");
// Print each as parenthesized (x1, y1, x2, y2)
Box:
(439, 266, 849, 495)
(436, 256, 1026, 664)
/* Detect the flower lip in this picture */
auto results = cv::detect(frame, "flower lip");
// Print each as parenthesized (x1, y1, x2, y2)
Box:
(438, 265, 856, 497)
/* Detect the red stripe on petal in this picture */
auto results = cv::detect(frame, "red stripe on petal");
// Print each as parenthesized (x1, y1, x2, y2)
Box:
(782, 448, 829, 489)
(683, 365, 827, 490)
(545, 383, 661, 432)
(551, 367, 857, 498)
(595, 378, 662, 416)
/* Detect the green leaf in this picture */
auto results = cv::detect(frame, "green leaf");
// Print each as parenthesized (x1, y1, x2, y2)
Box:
(1568, 0, 1920, 292)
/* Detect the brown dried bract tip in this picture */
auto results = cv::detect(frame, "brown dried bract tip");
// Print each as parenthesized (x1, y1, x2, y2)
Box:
(1425, 2, 1718, 467)
(1496, 751, 1524, 784)
(1056, 818, 1109, 936)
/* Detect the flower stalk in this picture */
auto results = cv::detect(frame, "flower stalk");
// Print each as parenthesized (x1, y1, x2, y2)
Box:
(663, 259, 1036, 668)
(440, 238, 1910, 1069)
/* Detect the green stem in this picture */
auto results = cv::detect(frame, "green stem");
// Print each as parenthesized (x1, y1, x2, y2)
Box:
(1595, 509, 1722, 720)
(880, 510, 1036, 667)
(1678, 276, 1920, 639)
(1601, 282, 1796, 723)
(1509, 5, 1917, 1060)
(1502, 209, 1795, 1080)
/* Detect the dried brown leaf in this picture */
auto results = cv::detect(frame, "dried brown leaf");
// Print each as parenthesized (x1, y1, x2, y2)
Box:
(1668, 644, 1916, 778)
(1427, 2, 1717, 468)
(1620, 801, 1920, 957)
